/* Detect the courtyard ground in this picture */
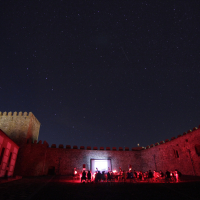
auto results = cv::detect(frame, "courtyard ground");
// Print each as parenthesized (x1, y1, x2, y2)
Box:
(0, 175, 200, 200)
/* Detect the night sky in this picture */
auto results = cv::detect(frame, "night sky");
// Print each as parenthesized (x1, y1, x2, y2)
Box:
(1, 1, 200, 149)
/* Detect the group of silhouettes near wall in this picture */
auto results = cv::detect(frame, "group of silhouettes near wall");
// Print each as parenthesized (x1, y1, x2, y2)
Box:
(81, 169, 182, 183)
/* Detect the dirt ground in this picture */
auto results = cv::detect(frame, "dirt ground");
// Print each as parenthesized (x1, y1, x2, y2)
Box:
(0, 175, 200, 200)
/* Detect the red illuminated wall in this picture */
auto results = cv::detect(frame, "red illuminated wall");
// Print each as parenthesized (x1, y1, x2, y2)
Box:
(14, 126, 200, 177)
(2, 111, 199, 177)
(15, 142, 142, 176)
(0, 130, 19, 178)
(141, 127, 200, 176)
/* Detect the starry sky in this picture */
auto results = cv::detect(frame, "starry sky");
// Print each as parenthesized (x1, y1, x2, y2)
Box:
(1, 1, 200, 149)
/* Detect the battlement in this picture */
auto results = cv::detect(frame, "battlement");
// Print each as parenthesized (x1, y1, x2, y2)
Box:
(25, 140, 145, 151)
(145, 125, 200, 149)
(0, 111, 40, 125)
(0, 111, 31, 117)
(0, 111, 41, 146)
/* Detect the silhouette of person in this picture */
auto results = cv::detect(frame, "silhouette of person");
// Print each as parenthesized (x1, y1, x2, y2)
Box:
(81, 170, 86, 182)
(107, 171, 111, 182)
(97, 171, 101, 182)
(87, 171, 91, 182)
(165, 170, 171, 182)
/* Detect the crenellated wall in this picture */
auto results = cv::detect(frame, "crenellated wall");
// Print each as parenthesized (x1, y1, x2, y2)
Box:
(0, 111, 40, 146)
(1, 111, 200, 177)
(0, 130, 19, 178)
(14, 140, 143, 176)
(14, 126, 200, 176)
(141, 126, 200, 176)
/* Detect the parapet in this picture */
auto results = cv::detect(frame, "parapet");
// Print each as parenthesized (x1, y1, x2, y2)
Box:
(144, 125, 200, 150)
(51, 144, 56, 148)
(119, 147, 123, 151)
(24, 140, 49, 147)
(132, 147, 144, 151)
(66, 145, 71, 149)
(177, 135, 182, 138)
(125, 147, 129, 151)
(80, 146, 85, 150)
(0, 111, 34, 117)
(171, 137, 176, 140)
(100, 147, 104, 150)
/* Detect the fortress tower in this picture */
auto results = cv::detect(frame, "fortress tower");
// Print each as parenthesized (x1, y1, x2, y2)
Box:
(0, 111, 40, 146)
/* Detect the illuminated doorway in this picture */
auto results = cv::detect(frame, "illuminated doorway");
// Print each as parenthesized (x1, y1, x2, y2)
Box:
(90, 159, 111, 174)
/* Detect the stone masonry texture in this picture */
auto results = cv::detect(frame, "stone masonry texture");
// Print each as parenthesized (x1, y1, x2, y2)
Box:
(1, 111, 200, 176)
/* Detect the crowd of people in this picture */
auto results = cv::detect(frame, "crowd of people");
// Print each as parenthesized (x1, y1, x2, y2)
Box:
(80, 169, 181, 183)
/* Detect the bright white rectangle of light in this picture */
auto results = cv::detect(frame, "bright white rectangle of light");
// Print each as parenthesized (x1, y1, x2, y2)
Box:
(91, 159, 111, 174)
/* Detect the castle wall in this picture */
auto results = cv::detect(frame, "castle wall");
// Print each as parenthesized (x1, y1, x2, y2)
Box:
(0, 130, 19, 178)
(15, 142, 143, 176)
(0, 112, 40, 146)
(1, 111, 200, 177)
(45, 148, 142, 176)
(14, 127, 200, 177)
(141, 128, 200, 176)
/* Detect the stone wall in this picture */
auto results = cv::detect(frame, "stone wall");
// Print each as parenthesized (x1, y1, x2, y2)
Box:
(0, 130, 19, 177)
(1, 111, 199, 177)
(141, 127, 200, 176)
(14, 126, 200, 177)
(15, 141, 143, 176)
(0, 112, 40, 146)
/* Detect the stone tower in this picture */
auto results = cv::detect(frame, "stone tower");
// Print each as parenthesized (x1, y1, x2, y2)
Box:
(0, 111, 40, 146)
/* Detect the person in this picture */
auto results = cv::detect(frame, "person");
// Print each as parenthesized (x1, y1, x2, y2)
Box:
(160, 170, 164, 177)
(130, 171, 133, 181)
(139, 171, 143, 181)
(127, 171, 131, 179)
(81, 170, 86, 182)
(122, 170, 126, 182)
(97, 171, 101, 182)
(133, 170, 137, 182)
(148, 170, 153, 182)
(87, 171, 91, 182)
(134, 170, 137, 178)
(102, 171, 106, 181)
(165, 170, 171, 183)
(107, 171, 111, 182)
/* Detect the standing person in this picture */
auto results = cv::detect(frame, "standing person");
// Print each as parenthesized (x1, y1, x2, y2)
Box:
(102, 171, 106, 181)
(81, 170, 86, 182)
(87, 171, 91, 182)
(130, 171, 133, 182)
(97, 171, 101, 182)
(133, 170, 137, 182)
(175, 169, 179, 182)
(139, 171, 143, 181)
(107, 171, 111, 182)
(165, 170, 171, 183)
(122, 170, 126, 182)
(148, 170, 153, 182)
